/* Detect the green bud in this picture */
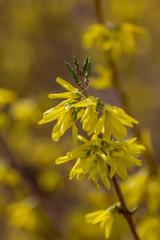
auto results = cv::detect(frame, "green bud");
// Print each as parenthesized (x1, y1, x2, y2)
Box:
(83, 56, 89, 73)
(64, 61, 80, 83)
(131, 206, 138, 215)
(73, 55, 79, 68)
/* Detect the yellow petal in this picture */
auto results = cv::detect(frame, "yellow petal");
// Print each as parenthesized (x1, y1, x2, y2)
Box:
(89, 115, 99, 135)
(105, 216, 114, 239)
(77, 172, 85, 181)
(103, 113, 111, 141)
(88, 96, 97, 104)
(77, 109, 85, 119)
(97, 158, 110, 190)
(48, 92, 75, 99)
(124, 154, 142, 167)
(73, 98, 91, 108)
(96, 149, 112, 166)
(72, 123, 78, 146)
(126, 137, 137, 144)
(56, 77, 77, 92)
(52, 115, 64, 141)
(39, 99, 70, 123)
(119, 118, 133, 127)
(60, 112, 73, 135)
(55, 155, 72, 165)
(85, 210, 105, 223)
(83, 154, 95, 173)
(116, 158, 128, 181)
(81, 105, 91, 122)
(39, 106, 66, 124)
(94, 113, 105, 135)
(82, 105, 97, 133)
(105, 112, 127, 141)
(69, 158, 84, 179)
(92, 211, 107, 224)
(88, 164, 98, 180)
(105, 105, 138, 124)
(92, 176, 100, 189)
(77, 135, 88, 143)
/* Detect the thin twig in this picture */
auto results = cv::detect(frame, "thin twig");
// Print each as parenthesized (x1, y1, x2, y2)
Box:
(105, 53, 157, 174)
(93, 1, 144, 239)
(93, 0, 157, 175)
(94, 0, 104, 24)
(112, 176, 140, 240)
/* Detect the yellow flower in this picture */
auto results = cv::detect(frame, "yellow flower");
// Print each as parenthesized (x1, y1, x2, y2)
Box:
(85, 209, 114, 239)
(40, 76, 138, 143)
(102, 138, 145, 181)
(83, 23, 145, 61)
(71, 96, 99, 135)
(51, 108, 84, 142)
(55, 135, 144, 188)
(55, 136, 111, 189)
(48, 77, 80, 99)
(95, 105, 138, 141)
(39, 77, 84, 142)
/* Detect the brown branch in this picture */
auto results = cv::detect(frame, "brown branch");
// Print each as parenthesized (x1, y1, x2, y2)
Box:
(93, 1, 145, 239)
(93, 0, 157, 175)
(105, 53, 157, 174)
(112, 175, 140, 240)
(94, 0, 104, 24)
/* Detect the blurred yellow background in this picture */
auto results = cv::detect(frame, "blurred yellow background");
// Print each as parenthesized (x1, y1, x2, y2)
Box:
(0, 0, 160, 239)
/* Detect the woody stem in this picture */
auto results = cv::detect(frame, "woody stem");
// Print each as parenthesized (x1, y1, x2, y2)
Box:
(93, 1, 144, 239)
(112, 175, 140, 240)
(94, 0, 157, 175)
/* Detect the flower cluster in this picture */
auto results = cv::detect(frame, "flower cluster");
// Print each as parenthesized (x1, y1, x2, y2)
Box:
(83, 23, 145, 61)
(55, 135, 144, 189)
(39, 57, 145, 240)
(39, 57, 144, 190)
(39, 77, 84, 142)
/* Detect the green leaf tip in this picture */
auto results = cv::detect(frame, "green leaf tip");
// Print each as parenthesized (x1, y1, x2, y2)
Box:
(131, 206, 138, 215)
(73, 55, 79, 68)
(64, 61, 79, 83)
(83, 56, 92, 77)
(83, 56, 89, 73)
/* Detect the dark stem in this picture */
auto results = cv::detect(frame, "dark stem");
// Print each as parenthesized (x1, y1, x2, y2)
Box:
(105, 52, 157, 174)
(94, 0, 104, 24)
(93, 1, 144, 240)
(100, 149, 140, 240)
(94, 0, 157, 175)
(112, 175, 140, 240)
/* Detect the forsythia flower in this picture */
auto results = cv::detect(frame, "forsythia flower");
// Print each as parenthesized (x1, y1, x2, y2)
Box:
(40, 57, 145, 240)
(73, 96, 98, 135)
(55, 135, 111, 189)
(102, 137, 145, 181)
(39, 77, 84, 142)
(83, 23, 145, 61)
(73, 97, 138, 140)
(55, 135, 144, 189)
(85, 209, 114, 239)
(95, 105, 138, 141)
(39, 76, 139, 142)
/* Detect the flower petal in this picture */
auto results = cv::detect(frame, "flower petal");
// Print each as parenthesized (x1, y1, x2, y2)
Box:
(56, 77, 77, 92)
(72, 123, 78, 146)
